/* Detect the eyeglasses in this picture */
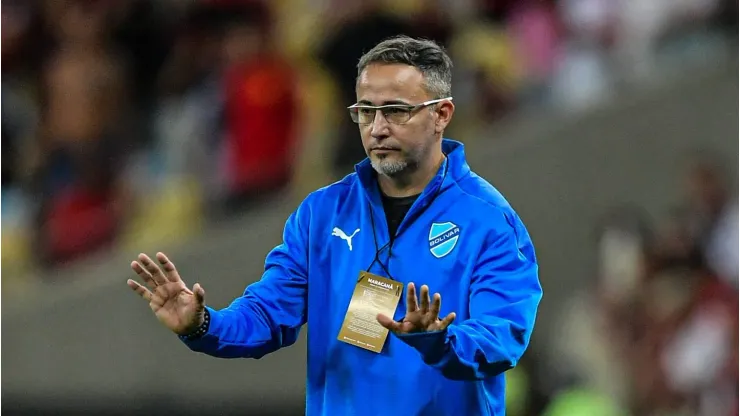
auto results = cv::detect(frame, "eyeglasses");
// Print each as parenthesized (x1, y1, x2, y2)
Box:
(347, 97, 453, 125)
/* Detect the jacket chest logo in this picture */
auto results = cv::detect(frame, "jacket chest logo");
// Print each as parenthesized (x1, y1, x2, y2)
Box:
(429, 222, 461, 258)
(332, 227, 360, 251)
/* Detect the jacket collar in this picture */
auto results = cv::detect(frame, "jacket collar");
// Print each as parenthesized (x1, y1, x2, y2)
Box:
(354, 139, 470, 204)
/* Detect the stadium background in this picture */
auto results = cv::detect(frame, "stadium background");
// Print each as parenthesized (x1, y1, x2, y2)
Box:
(2, 0, 738, 415)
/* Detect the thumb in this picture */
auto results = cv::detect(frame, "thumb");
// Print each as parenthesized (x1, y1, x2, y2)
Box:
(376, 313, 402, 333)
(439, 312, 456, 330)
(193, 283, 206, 307)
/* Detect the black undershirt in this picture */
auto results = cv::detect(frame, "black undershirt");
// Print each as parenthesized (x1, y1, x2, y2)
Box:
(380, 192, 420, 239)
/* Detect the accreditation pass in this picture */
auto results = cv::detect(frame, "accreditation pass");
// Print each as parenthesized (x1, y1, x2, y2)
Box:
(337, 271, 403, 353)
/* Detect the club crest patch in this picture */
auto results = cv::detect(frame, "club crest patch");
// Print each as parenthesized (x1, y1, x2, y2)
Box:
(428, 222, 461, 258)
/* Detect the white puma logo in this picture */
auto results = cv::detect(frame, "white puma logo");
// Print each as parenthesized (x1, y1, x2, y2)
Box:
(332, 227, 361, 251)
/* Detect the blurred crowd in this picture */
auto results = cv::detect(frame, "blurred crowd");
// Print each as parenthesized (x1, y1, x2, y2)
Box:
(2, 0, 735, 273)
(3, 0, 302, 271)
(504, 156, 738, 416)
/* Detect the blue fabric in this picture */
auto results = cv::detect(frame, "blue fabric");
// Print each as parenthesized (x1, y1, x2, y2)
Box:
(183, 139, 543, 416)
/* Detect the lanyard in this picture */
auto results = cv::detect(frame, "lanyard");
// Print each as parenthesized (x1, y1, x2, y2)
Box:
(364, 158, 449, 280)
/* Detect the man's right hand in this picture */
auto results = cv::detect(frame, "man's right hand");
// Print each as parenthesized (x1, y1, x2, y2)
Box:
(127, 252, 206, 336)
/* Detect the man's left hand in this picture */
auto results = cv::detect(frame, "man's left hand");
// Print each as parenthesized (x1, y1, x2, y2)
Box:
(377, 282, 456, 334)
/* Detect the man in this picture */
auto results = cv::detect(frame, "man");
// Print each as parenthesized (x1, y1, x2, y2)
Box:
(127, 35, 542, 415)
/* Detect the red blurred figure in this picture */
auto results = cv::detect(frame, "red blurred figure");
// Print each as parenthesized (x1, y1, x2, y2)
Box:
(217, 3, 300, 209)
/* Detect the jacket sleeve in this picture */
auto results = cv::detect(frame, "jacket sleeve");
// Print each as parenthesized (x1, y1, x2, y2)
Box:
(396, 210, 542, 380)
(180, 200, 311, 359)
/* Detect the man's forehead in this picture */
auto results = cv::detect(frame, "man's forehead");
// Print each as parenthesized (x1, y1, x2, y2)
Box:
(356, 63, 427, 103)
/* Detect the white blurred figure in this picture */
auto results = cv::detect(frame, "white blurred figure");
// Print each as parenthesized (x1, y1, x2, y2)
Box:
(551, 0, 619, 111)
(614, 0, 722, 81)
(612, 0, 671, 81)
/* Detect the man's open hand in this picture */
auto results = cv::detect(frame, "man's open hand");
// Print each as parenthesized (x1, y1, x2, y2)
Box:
(127, 252, 206, 336)
(377, 283, 456, 334)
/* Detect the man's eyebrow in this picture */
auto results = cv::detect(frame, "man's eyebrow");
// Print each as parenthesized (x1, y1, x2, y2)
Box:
(356, 99, 412, 106)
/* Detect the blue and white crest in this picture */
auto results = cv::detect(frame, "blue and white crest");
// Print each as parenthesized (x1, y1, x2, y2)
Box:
(428, 222, 461, 258)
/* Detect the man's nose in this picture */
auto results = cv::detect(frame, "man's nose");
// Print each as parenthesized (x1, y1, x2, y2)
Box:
(370, 110, 390, 138)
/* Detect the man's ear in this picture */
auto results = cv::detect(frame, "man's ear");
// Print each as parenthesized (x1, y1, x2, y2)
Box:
(435, 101, 455, 134)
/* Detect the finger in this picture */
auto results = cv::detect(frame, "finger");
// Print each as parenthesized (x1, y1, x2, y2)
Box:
(439, 312, 456, 330)
(127, 279, 153, 302)
(376, 313, 403, 333)
(131, 261, 157, 290)
(156, 252, 182, 283)
(419, 285, 430, 314)
(430, 293, 442, 321)
(138, 253, 168, 285)
(193, 283, 206, 308)
(406, 282, 418, 313)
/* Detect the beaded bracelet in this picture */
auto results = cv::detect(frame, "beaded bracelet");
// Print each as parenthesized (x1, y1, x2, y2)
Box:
(179, 309, 210, 341)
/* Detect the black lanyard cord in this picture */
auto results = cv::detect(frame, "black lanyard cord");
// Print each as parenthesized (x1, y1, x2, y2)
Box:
(364, 157, 450, 280)
(367, 205, 394, 278)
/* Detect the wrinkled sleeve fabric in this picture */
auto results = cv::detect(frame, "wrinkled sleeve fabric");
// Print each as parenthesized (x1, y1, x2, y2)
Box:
(181, 200, 311, 359)
(397, 210, 542, 380)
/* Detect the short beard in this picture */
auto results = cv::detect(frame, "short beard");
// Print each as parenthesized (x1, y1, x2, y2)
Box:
(371, 157, 409, 177)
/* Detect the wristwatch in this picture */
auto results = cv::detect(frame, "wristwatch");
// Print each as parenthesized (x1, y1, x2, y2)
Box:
(179, 309, 211, 341)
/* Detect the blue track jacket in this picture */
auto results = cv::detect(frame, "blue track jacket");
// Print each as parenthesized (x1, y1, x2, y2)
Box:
(182, 139, 542, 416)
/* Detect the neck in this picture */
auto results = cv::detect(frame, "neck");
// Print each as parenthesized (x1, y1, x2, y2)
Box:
(377, 151, 445, 198)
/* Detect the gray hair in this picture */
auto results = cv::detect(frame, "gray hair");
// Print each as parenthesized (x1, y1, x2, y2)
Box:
(356, 35, 453, 99)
